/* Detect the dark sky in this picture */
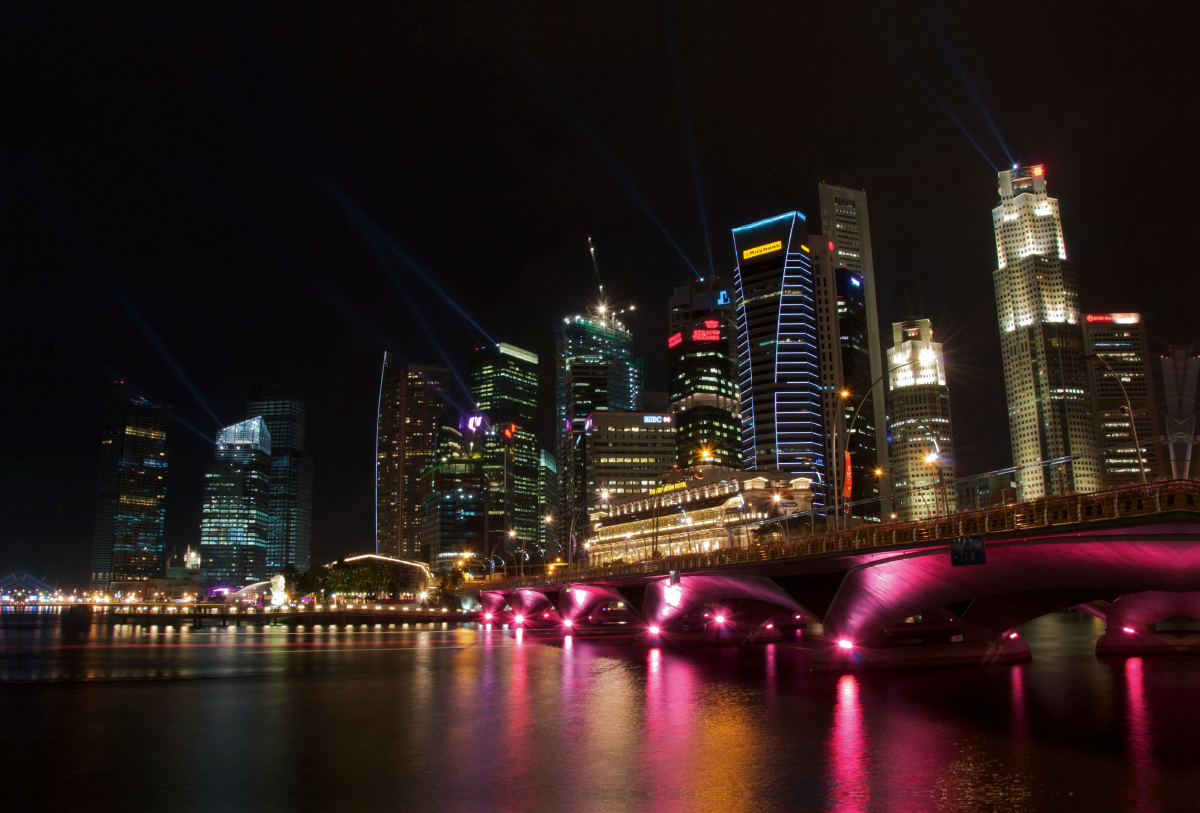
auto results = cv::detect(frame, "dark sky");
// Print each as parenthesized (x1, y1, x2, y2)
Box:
(3, 1, 1197, 587)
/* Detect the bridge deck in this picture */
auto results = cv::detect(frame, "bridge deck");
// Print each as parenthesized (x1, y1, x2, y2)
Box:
(462, 480, 1200, 593)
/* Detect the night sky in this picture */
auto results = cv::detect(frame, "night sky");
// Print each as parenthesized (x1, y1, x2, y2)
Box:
(3, 2, 1196, 586)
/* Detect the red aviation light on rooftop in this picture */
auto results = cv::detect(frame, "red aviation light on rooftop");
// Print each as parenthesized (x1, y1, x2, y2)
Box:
(1032, 165, 1044, 176)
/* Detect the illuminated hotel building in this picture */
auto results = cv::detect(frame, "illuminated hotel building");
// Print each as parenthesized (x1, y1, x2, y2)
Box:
(587, 471, 813, 564)
(200, 418, 271, 587)
(90, 383, 169, 589)
(1083, 313, 1161, 486)
(470, 343, 539, 558)
(376, 355, 449, 560)
(812, 184, 890, 524)
(887, 320, 957, 521)
(992, 165, 1099, 499)
(583, 412, 677, 517)
(555, 310, 643, 539)
(246, 385, 313, 572)
(731, 212, 825, 513)
(667, 280, 741, 469)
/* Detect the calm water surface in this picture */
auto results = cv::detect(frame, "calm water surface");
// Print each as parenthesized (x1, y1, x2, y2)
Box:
(3, 611, 1199, 812)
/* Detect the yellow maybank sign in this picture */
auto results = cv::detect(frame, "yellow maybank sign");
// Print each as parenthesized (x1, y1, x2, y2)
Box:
(742, 240, 782, 260)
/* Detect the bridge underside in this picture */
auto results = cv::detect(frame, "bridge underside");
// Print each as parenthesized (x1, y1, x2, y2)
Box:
(462, 515, 1200, 669)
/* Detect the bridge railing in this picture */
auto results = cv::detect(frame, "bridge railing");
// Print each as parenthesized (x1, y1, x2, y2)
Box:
(464, 480, 1200, 593)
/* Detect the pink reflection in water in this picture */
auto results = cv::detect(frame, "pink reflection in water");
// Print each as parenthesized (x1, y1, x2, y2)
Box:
(1010, 665, 1029, 757)
(826, 674, 869, 812)
(1125, 657, 1156, 812)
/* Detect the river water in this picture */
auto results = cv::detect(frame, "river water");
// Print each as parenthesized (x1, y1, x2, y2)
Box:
(3, 611, 1198, 812)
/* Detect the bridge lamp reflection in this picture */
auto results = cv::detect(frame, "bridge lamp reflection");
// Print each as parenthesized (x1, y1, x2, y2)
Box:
(837, 639, 854, 650)
(1123, 626, 1136, 634)
(649, 625, 660, 635)
(714, 615, 726, 625)
(563, 619, 573, 628)
(484, 612, 493, 621)
(514, 614, 524, 624)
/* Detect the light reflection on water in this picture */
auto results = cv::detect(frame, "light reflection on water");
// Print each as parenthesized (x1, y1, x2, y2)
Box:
(2, 611, 1199, 812)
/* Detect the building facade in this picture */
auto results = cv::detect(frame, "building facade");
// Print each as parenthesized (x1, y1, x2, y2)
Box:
(587, 471, 814, 565)
(200, 418, 272, 588)
(584, 412, 678, 517)
(955, 472, 1016, 512)
(376, 355, 449, 560)
(1083, 313, 1161, 486)
(419, 419, 488, 574)
(537, 449, 560, 555)
(91, 383, 169, 590)
(887, 320, 957, 521)
(555, 310, 643, 548)
(246, 385, 313, 572)
(992, 165, 1099, 500)
(667, 310, 741, 470)
(815, 184, 891, 522)
(1161, 348, 1200, 479)
(731, 212, 826, 511)
(470, 343, 539, 560)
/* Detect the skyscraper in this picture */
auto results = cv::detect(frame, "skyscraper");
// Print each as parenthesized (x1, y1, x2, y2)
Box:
(1083, 313, 1161, 486)
(555, 309, 642, 540)
(668, 280, 741, 470)
(91, 383, 169, 590)
(992, 165, 1099, 499)
(537, 449, 560, 556)
(470, 343, 539, 559)
(887, 320, 956, 521)
(200, 417, 271, 587)
(1161, 348, 1200, 479)
(419, 416, 488, 573)
(376, 355, 449, 560)
(246, 385, 313, 572)
(814, 183, 891, 523)
(731, 212, 825, 510)
(583, 412, 678, 515)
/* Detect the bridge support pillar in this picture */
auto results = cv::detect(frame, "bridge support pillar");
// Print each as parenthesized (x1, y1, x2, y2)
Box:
(1094, 590, 1200, 655)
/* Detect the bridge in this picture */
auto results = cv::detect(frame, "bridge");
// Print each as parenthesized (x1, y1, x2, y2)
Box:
(457, 479, 1200, 669)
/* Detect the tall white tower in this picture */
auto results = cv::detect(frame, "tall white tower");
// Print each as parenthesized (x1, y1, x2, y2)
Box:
(992, 165, 1099, 499)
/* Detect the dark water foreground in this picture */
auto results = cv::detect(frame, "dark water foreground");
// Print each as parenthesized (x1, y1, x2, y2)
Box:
(2, 611, 1199, 812)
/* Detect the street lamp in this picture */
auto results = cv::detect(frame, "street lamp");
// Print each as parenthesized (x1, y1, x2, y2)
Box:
(833, 359, 922, 530)
(1083, 353, 1147, 485)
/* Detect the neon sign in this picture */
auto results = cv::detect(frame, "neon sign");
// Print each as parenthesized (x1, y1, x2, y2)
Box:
(668, 332, 682, 348)
(467, 415, 483, 432)
(692, 329, 721, 341)
(704, 319, 719, 329)
(716, 290, 730, 305)
(1032, 165, 1044, 177)
(1087, 313, 1139, 324)
(643, 415, 672, 424)
(503, 423, 517, 439)
(742, 240, 782, 260)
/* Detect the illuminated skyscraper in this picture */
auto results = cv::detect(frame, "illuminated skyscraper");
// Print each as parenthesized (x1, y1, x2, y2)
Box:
(1083, 314, 1161, 486)
(584, 412, 678, 515)
(887, 320, 956, 521)
(200, 418, 271, 587)
(992, 165, 1099, 499)
(246, 385, 313, 572)
(731, 212, 825, 510)
(90, 383, 169, 590)
(419, 416, 488, 573)
(668, 280, 741, 470)
(376, 355, 449, 560)
(537, 449, 559, 555)
(555, 310, 642, 542)
(471, 343, 539, 558)
(813, 184, 890, 524)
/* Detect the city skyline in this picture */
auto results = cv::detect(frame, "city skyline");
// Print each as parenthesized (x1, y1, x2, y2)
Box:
(5, 3, 1193, 585)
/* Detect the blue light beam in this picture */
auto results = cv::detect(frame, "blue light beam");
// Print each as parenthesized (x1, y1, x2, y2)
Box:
(925, 0, 1016, 167)
(523, 49, 703, 280)
(868, 1, 998, 171)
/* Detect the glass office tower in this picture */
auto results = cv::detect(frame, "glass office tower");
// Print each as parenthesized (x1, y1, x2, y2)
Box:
(471, 343, 539, 559)
(91, 383, 169, 590)
(200, 417, 272, 588)
(246, 385, 313, 572)
(731, 212, 825, 511)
